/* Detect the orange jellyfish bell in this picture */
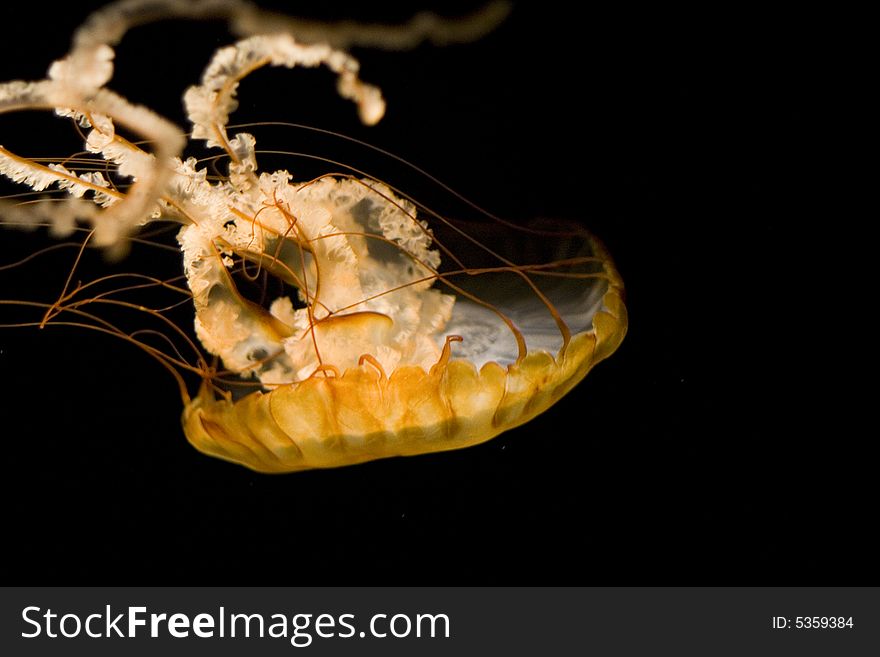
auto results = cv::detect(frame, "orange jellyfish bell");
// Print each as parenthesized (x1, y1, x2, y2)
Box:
(0, 0, 626, 472)
(180, 191, 627, 472)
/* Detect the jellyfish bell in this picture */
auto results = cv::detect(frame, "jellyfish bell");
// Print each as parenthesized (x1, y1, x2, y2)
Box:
(0, 0, 626, 473)
(180, 180, 626, 472)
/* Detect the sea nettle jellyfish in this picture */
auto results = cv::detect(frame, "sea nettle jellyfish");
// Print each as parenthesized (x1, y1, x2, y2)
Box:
(0, 0, 626, 472)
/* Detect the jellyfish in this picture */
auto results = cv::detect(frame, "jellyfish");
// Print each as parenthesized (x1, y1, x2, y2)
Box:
(0, 0, 626, 472)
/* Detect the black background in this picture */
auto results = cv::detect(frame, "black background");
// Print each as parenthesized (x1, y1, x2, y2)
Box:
(0, 1, 869, 583)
